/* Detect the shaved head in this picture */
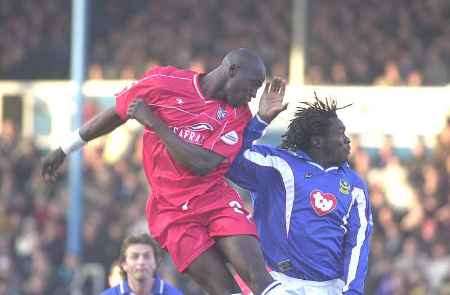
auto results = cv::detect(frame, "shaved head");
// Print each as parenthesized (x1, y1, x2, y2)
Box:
(198, 48, 266, 107)
(222, 48, 266, 75)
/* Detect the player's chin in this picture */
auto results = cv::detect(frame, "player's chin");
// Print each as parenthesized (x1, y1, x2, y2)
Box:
(134, 271, 147, 280)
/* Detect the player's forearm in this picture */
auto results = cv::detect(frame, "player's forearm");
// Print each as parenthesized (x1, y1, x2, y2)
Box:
(79, 107, 125, 141)
(165, 138, 224, 176)
(58, 107, 124, 156)
(142, 116, 224, 175)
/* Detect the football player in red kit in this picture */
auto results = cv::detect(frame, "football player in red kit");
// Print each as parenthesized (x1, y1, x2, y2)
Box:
(42, 48, 288, 295)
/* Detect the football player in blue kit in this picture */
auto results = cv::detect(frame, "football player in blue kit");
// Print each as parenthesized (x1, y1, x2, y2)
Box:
(227, 93, 373, 295)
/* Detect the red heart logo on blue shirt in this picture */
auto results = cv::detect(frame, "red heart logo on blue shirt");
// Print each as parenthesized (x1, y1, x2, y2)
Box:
(309, 190, 337, 216)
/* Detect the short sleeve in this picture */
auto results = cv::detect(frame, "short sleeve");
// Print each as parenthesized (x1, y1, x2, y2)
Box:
(115, 69, 161, 121)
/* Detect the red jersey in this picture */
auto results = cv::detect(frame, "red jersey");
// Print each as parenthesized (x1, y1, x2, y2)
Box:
(115, 66, 252, 206)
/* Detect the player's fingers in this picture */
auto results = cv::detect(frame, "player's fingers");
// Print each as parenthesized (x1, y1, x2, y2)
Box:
(274, 77, 286, 94)
(263, 81, 271, 94)
(279, 81, 286, 97)
(270, 79, 279, 93)
(272, 77, 283, 93)
(281, 102, 289, 111)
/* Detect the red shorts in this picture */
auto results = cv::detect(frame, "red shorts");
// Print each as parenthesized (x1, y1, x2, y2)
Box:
(146, 184, 258, 272)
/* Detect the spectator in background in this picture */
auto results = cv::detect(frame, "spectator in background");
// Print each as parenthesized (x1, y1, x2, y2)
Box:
(406, 70, 423, 86)
(100, 233, 183, 295)
(374, 61, 403, 86)
(424, 50, 449, 86)
(88, 64, 104, 80)
(330, 62, 348, 85)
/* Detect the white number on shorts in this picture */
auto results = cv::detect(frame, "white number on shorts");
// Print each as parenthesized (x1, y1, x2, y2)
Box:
(228, 200, 244, 214)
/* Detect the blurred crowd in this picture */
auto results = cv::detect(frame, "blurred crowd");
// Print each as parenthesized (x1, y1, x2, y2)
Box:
(0, 113, 450, 294)
(2, 0, 450, 85)
(307, 0, 450, 85)
(349, 118, 450, 294)
(0, 0, 291, 80)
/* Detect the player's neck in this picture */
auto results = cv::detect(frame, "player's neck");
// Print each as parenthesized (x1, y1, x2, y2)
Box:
(307, 150, 334, 169)
(128, 277, 154, 295)
(198, 68, 226, 102)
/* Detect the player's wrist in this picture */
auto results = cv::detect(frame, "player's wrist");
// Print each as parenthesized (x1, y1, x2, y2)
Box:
(60, 128, 86, 155)
(256, 113, 270, 125)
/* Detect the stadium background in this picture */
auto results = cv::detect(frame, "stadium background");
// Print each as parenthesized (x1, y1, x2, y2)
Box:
(0, 0, 450, 294)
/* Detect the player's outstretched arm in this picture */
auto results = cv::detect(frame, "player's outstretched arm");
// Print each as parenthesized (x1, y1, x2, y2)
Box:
(257, 77, 288, 124)
(127, 99, 224, 176)
(42, 107, 125, 181)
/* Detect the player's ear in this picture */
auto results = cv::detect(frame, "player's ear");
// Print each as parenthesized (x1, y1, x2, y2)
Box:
(229, 64, 240, 78)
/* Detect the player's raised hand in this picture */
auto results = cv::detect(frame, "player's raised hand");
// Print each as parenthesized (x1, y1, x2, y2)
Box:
(257, 77, 288, 123)
(42, 148, 66, 182)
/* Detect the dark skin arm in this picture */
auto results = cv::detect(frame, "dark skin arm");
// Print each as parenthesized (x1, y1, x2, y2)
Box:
(127, 99, 224, 176)
(41, 107, 125, 181)
(79, 107, 124, 140)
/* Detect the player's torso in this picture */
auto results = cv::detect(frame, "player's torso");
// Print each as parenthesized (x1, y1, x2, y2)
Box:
(256, 151, 355, 232)
(152, 95, 236, 146)
(257, 152, 357, 280)
(290, 161, 355, 229)
(143, 72, 247, 148)
(140, 69, 251, 203)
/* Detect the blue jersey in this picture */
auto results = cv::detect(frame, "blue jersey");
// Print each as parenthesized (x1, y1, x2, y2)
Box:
(100, 275, 183, 295)
(226, 116, 373, 295)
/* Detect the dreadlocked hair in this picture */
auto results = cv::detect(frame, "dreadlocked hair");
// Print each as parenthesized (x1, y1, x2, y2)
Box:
(280, 93, 350, 151)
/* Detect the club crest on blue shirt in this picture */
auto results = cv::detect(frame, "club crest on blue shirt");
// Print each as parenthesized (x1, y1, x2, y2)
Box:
(216, 106, 227, 120)
(309, 190, 337, 216)
(339, 179, 351, 195)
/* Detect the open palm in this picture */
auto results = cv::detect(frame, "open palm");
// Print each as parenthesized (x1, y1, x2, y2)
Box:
(258, 77, 288, 123)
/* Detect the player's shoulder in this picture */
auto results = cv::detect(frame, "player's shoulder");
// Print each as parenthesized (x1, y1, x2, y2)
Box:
(99, 285, 120, 295)
(251, 144, 295, 159)
(342, 163, 367, 188)
(144, 65, 195, 80)
(163, 282, 184, 295)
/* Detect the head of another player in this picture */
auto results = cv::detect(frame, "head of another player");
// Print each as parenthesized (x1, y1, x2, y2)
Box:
(220, 48, 266, 107)
(280, 94, 352, 168)
(118, 233, 163, 283)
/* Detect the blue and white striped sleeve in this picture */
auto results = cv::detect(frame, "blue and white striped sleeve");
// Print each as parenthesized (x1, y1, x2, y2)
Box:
(342, 183, 373, 295)
(241, 114, 268, 149)
(226, 115, 276, 192)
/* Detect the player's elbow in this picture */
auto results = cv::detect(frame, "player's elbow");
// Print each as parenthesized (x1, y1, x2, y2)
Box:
(189, 162, 217, 176)
(182, 152, 224, 176)
(191, 167, 210, 176)
(189, 158, 223, 176)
